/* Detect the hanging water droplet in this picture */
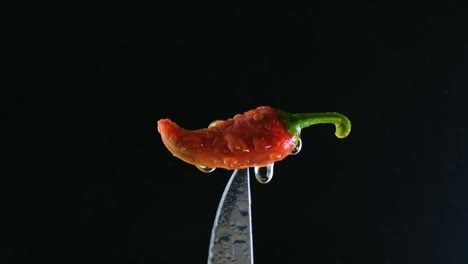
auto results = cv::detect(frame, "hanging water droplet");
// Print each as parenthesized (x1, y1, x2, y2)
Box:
(196, 165, 216, 173)
(254, 163, 274, 184)
(289, 138, 302, 155)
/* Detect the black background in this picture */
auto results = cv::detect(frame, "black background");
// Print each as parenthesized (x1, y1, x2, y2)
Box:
(7, 2, 468, 264)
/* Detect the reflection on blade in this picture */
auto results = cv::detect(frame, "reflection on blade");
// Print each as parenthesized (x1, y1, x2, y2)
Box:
(208, 169, 253, 264)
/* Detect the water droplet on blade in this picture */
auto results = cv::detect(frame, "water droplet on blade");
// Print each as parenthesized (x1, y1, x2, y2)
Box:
(197, 165, 216, 173)
(289, 138, 302, 155)
(254, 163, 274, 184)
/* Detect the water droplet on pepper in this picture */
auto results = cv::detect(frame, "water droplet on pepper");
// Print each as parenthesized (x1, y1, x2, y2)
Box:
(289, 138, 302, 155)
(254, 163, 274, 184)
(197, 165, 216, 173)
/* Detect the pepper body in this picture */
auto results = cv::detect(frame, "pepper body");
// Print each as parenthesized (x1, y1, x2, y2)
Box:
(157, 106, 296, 169)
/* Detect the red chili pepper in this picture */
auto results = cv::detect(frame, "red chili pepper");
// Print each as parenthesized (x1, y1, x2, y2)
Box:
(157, 106, 351, 171)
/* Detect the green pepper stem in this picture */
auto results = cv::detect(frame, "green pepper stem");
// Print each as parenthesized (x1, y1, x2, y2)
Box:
(277, 110, 351, 141)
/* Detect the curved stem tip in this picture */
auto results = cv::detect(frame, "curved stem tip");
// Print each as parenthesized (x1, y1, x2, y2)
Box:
(277, 110, 351, 141)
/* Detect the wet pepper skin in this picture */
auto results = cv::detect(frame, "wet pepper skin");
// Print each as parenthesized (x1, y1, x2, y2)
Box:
(157, 106, 296, 170)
